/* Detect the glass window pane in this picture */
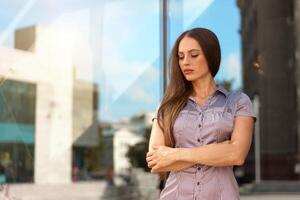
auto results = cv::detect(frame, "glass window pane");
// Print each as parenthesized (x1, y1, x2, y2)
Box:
(0, 0, 161, 198)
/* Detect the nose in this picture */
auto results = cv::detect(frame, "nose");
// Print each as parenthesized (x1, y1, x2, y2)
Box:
(182, 55, 191, 66)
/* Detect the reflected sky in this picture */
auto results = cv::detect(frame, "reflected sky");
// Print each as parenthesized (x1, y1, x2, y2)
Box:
(0, 0, 241, 122)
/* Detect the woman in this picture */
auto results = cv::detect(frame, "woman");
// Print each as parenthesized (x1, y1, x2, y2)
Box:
(146, 28, 256, 200)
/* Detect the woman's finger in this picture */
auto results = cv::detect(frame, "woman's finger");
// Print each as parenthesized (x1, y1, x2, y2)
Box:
(146, 151, 155, 157)
(151, 165, 161, 173)
(148, 160, 157, 168)
(146, 156, 153, 163)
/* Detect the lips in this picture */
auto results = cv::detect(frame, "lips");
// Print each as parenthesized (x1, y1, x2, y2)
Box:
(183, 69, 194, 74)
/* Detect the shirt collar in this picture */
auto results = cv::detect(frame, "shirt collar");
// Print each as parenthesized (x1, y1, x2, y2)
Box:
(216, 84, 230, 97)
(188, 84, 229, 101)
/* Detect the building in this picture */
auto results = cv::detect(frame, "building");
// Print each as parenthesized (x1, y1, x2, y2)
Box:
(0, 25, 99, 184)
(237, 0, 300, 190)
(112, 110, 154, 176)
(113, 127, 144, 177)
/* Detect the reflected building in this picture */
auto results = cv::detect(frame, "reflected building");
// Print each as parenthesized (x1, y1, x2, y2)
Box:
(102, 111, 153, 179)
(237, 0, 300, 190)
(0, 79, 36, 183)
(72, 79, 100, 181)
(113, 127, 143, 177)
(0, 25, 99, 184)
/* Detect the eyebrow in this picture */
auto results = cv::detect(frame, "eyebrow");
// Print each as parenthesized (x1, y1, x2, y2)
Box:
(178, 49, 201, 54)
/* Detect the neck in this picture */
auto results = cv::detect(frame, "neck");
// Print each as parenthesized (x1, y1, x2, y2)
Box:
(191, 76, 217, 98)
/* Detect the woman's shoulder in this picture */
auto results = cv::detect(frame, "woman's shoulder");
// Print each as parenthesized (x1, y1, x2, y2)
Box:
(227, 90, 251, 102)
(227, 90, 256, 121)
(226, 90, 254, 110)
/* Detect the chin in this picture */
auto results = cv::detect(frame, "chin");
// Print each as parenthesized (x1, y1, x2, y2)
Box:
(184, 74, 200, 81)
(186, 72, 210, 81)
(185, 76, 196, 81)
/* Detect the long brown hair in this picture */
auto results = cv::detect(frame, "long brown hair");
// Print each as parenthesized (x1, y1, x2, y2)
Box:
(156, 28, 221, 147)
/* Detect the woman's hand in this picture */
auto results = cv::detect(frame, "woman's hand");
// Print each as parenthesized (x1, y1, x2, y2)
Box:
(146, 145, 178, 173)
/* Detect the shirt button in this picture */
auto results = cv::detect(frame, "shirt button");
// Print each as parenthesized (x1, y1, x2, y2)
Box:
(198, 167, 201, 170)
(197, 182, 200, 186)
(197, 139, 201, 143)
(198, 124, 201, 128)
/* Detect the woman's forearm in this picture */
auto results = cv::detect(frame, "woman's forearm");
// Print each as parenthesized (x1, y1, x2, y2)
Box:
(148, 140, 245, 173)
(174, 117, 254, 167)
(150, 141, 235, 173)
(153, 160, 194, 172)
(175, 141, 244, 167)
(149, 117, 253, 171)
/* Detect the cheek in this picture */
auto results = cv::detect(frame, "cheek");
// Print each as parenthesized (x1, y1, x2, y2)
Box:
(178, 59, 183, 66)
(178, 62, 184, 70)
(194, 57, 209, 70)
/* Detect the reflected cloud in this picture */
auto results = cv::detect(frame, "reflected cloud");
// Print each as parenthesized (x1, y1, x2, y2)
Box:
(223, 52, 241, 89)
(0, 0, 37, 44)
(127, 66, 159, 104)
(169, 0, 214, 28)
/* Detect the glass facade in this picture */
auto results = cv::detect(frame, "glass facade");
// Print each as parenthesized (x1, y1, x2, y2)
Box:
(0, 0, 162, 197)
(0, 80, 35, 183)
(1, 0, 297, 199)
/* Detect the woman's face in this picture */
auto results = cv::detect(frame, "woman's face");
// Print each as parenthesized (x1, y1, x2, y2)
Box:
(178, 36, 211, 81)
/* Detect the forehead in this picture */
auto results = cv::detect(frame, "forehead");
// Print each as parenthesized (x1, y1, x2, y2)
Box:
(178, 36, 202, 53)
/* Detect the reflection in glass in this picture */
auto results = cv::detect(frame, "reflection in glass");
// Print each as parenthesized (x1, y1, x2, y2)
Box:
(0, 1, 161, 198)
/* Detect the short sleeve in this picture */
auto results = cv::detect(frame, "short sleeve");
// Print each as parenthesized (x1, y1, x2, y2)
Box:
(151, 102, 161, 122)
(234, 92, 256, 123)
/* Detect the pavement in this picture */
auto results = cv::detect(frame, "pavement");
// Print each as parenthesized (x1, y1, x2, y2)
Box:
(241, 194, 300, 200)
(1, 181, 300, 200)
